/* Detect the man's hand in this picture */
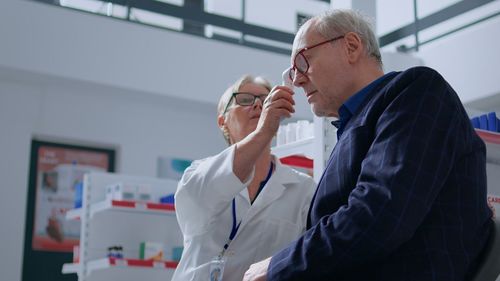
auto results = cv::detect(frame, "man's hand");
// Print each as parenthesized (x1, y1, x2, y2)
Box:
(243, 257, 271, 281)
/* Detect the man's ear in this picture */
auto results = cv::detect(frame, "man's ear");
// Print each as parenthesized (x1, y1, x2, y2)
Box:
(344, 32, 363, 64)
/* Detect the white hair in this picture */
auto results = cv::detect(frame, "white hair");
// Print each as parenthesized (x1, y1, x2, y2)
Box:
(310, 9, 382, 66)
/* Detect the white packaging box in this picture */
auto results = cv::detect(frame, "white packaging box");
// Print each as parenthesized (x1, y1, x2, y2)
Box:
(106, 183, 137, 201)
(136, 184, 152, 202)
(139, 242, 164, 261)
(105, 184, 115, 202)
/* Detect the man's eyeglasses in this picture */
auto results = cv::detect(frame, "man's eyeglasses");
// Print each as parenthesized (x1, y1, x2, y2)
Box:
(222, 92, 268, 115)
(289, 35, 344, 81)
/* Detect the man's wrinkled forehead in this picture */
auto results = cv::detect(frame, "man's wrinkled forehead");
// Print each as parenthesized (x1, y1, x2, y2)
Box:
(291, 19, 315, 61)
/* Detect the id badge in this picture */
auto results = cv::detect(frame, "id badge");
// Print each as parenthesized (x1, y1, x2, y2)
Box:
(209, 256, 226, 281)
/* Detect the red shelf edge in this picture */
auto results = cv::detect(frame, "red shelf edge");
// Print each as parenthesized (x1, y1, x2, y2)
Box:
(280, 155, 313, 169)
(111, 200, 175, 211)
(108, 257, 178, 269)
(476, 129, 500, 144)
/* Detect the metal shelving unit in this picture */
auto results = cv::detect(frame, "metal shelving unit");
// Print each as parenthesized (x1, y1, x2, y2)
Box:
(272, 116, 337, 182)
(62, 172, 181, 281)
(476, 129, 500, 218)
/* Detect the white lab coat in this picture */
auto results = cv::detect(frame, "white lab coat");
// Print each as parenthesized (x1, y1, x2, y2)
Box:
(172, 145, 316, 281)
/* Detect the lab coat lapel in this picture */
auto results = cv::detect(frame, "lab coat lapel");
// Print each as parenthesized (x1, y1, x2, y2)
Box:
(233, 161, 297, 240)
(234, 180, 285, 241)
(248, 176, 285, 218)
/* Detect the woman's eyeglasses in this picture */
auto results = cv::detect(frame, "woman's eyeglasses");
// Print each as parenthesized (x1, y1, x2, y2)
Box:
(222, 92, 268, 115)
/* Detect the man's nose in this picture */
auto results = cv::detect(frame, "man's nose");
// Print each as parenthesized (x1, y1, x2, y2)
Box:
(292, 71, 307, 87)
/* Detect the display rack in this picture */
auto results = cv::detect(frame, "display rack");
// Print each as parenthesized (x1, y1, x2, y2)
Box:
(272, 137, 314, 159)
(272, 116, 337, 182)
(61, 172, 181, 281)
(476, 129, 500, 217)
(89, 200, 175, 218)
(87, 257, 178, 273)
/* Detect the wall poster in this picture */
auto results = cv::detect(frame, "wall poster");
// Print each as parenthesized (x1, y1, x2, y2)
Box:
(22, 139, 115, 281)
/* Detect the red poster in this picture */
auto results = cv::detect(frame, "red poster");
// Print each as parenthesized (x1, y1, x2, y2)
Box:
(32, 145, 111, 252)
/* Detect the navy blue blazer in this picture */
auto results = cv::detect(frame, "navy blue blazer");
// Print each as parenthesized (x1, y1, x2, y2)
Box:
(268, 67, 492, 281)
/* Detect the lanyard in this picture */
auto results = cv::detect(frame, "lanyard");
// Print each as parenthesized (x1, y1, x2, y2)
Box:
(218, 161, 274, 257)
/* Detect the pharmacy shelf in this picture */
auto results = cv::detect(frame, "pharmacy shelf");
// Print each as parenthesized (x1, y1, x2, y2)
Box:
(272, 137, 314, 159)
(476, 129, 500, 218)
(476, 129, 500, 144)
(90, 200, 175, 218)
(62, 262, 80, 274)
(66, 208, 82, 220)
(280, 155, 313, 169)
(84, 258, 177, 281)
(476, 129, 500, 161)
(272, 137, 314, 169)
(61, 173, 181, 281)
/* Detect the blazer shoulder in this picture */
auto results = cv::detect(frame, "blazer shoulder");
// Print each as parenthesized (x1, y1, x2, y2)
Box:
(395, 66, 444, 82)
(381, 66, 449, 99)
(356, 66, 453, 125)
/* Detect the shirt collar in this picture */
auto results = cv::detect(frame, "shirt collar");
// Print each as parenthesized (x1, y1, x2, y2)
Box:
(332, 72, 395, 131)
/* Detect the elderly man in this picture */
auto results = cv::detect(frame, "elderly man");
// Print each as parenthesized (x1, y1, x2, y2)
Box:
(244, 9, 492, 281)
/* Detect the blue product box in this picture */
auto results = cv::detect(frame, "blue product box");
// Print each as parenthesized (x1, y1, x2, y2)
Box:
(487, 112, 498, 132)
(74, 181, 83, 208)
(172, 246, 183, 262)
(479, 115, 488, 130)
(160, 193, 175, 204)
(471, 117, 480, 129)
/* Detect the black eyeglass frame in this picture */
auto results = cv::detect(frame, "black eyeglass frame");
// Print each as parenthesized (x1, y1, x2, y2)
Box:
(222, 92, 268, 115)
(289, 35, 345, 81)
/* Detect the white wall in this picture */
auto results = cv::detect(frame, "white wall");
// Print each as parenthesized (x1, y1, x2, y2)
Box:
(245, 0, 329, 32)
(0, 0, 312, 119)
(0, 75, 40, 281)
(418, 13, 500, 103)
(375, 0, 500, 104)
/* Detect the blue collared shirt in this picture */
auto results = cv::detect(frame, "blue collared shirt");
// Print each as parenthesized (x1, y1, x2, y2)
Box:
(332, 72, 395, 139)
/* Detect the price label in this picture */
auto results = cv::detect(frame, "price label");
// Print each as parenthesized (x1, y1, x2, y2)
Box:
(135, 202, 147, 210)
(114, 259, 127, 267)
(153, 261, 165, 269)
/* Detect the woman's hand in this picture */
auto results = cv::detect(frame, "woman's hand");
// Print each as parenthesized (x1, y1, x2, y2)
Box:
(256, 86, 295, 138)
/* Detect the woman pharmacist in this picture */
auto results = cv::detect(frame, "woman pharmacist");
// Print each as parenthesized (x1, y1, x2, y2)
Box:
(172, 75, 316, 281)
